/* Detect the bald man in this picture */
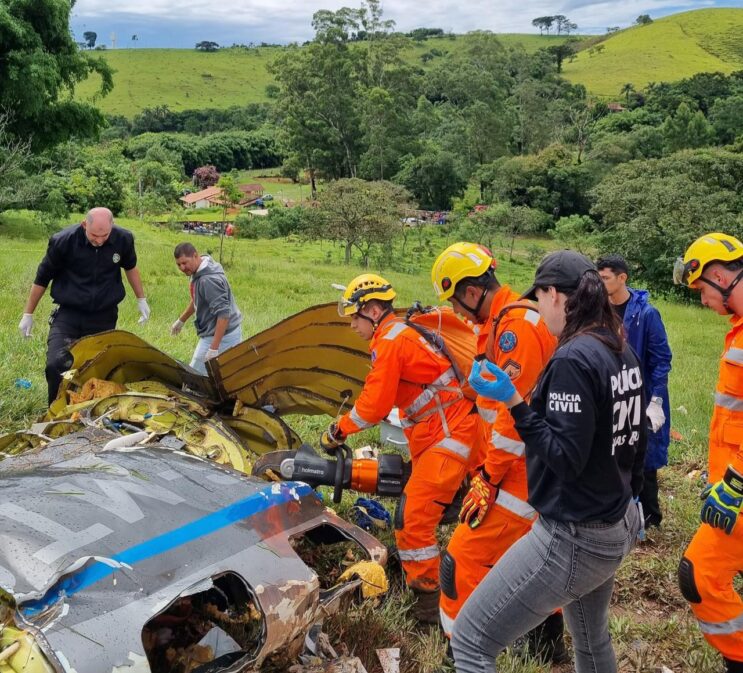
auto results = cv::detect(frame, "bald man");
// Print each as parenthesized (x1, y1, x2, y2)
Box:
(19, 208, 150, 404)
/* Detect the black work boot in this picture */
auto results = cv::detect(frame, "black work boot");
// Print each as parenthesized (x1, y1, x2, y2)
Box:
(411, 588, 441, 625)
(526, 612, 570, 664)
(725, 657, 743, 673)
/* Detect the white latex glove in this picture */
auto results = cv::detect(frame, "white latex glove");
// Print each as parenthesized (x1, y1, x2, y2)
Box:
(646, 398, 666, 433)
(18, 313, 33, 338)
(170, 319, 184, 336)
(137, 298, 151, 324)
(205, 348, 219, 361)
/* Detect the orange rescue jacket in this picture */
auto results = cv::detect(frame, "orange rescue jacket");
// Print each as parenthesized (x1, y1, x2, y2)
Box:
(710, 314, 743, 482)
(475, 286, 557, 485)
(338, 313, 474, 460)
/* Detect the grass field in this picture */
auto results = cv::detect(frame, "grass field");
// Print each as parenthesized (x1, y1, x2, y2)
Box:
(0, 212, 732, 671)
(75, 47, 280, 117)
(562, 7, 743, 98)
(75, 34, 576, 117)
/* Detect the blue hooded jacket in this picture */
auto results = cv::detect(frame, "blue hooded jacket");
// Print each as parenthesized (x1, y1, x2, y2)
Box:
(623, 289, 672, 470)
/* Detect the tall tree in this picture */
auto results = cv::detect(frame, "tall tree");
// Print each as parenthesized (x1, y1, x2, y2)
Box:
(83, 31, 97, 49)
(270, 8, 366, 185)
(620, 82, 635, 105)
(395, 147, 466, 210)
(314, 178, 409, 265)
(0, 0, 113, 150)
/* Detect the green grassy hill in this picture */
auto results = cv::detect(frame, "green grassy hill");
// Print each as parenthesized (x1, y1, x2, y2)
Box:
(563, 8, 743, 98)
(75, 47, 280, 117)
(75, 34, 574, 117)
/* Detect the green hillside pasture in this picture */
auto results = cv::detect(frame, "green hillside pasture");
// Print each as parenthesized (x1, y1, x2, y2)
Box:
(563, 8, 743, 97)
(75, 47, 279, 118)
(0, 212, 729, 671)
(76, 34, 577, 118)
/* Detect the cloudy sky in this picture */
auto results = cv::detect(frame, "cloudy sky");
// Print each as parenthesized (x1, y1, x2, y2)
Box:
(70, 0, 740, 48)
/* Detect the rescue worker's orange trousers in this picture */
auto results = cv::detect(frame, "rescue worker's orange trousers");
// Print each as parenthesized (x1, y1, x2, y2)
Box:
(439, 504, 533, 635)
(680, 521, 743, 663)
(396, 446, 469, 593)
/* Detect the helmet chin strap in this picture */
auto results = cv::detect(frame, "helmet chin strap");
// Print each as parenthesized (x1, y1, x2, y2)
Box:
(457, 287, 489, 321)
(358, 307, 393, 331)
(702, 268, 743, 313)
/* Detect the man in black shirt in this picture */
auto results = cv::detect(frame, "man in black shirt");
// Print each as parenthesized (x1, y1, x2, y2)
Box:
(19, 208, 150, 405)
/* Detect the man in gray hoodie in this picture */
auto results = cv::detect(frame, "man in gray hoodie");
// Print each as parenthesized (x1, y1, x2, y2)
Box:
(171, 242, 243, 375)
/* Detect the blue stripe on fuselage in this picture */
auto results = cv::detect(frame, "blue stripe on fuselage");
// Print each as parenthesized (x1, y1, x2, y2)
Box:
(21, 481, 315, 617)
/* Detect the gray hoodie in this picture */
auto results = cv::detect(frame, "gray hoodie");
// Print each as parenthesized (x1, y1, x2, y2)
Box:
(190, 256, 242, 338)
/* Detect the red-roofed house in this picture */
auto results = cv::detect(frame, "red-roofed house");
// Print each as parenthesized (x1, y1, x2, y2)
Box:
(180, 186, 224, 209)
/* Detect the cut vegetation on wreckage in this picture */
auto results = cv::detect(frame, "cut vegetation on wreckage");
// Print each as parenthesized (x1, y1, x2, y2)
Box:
(0, 304, 390, 673)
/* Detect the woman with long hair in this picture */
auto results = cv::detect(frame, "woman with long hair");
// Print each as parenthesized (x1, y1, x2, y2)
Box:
(451, 250, 646, 673)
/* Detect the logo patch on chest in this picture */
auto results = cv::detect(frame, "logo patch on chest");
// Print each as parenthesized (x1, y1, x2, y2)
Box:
(112, 253, 121, 264)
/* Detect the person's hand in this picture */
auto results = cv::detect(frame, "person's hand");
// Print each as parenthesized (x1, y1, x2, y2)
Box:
(18, 313, 33, 338)
(460, 469, 498, 528)
(646, 398, 666, 433)
(468, 358, 517, 402)
(205, 348, 219, 361)
(701, 467, 743, 534)
(137, 298, 151, 324)
(170, 319, 184, 336)
(320, 422, 345, 453)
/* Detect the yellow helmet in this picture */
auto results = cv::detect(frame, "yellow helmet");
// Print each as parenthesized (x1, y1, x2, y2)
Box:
(431, 242, 497, 301)
(674, 233, 743, 287)
(338, 274, 396, 316)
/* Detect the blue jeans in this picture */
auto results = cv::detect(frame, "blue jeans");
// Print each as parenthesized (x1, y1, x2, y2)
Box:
(190, 325, 242, 375)
(451, 499, 640, 673)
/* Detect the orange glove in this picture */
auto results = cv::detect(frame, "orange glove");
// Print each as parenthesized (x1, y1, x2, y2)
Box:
(459, 468, 498, 529)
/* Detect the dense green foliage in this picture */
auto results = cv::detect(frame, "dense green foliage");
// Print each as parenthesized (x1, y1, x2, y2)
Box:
(590, 150, 743, 290)
(0, 0, 112, 150)
(123, 130, 281, 174)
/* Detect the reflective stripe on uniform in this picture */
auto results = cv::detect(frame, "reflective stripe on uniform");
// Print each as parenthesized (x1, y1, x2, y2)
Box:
(383, 322, 407, 341)
(697, 610, 743, 636)
(715, 392, 743, 411)
(495, 488, 537, 520)
(524, 309, 540, 326)
(349, 405, 374, 430)
(725, 347, 743, 365)
(403, 368, 457, 417)
(439, 437, 471, 460)
(490, 430, 525, 457)
(398, 544, 440, 562)
(478, 406, 497, 423)
(440, 609, 455, 636)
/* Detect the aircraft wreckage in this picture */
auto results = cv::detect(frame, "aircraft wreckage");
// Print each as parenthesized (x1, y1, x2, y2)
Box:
(0, 303, 423, 673)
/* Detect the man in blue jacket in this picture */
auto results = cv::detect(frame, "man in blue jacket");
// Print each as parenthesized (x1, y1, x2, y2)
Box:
(597, 254, 672, 527)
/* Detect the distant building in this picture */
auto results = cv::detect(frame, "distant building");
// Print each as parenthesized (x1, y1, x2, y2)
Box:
(180, 186, 224, 209)
(607, 102, 626, 113)
(238, 183, 264, 205)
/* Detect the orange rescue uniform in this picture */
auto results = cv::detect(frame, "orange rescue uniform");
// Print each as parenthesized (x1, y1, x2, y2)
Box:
(681, 314, 743, 663)
(337, 313, 479, 592)
(439, 286, 556, 635)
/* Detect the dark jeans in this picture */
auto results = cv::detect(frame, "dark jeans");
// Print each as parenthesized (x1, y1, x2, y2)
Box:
(45, 306, 117, 405)
(639, 469, 662, 527)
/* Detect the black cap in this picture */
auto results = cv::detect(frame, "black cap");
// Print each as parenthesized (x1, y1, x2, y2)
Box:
(521, 250, 596, 300)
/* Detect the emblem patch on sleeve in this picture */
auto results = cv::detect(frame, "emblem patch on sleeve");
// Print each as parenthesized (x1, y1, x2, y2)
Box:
(498, 330, 517, 353)
(502, 359, 522, 380)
